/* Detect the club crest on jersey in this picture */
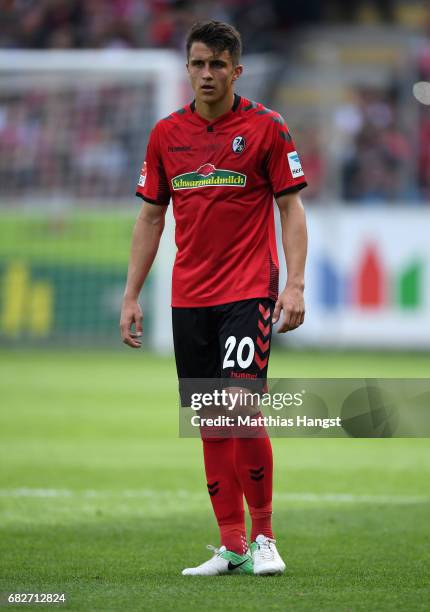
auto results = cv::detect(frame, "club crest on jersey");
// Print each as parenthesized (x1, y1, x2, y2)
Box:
(138, 161, 147, 187)
(232, 136, 246, 154)
(172, 163, 246, 190)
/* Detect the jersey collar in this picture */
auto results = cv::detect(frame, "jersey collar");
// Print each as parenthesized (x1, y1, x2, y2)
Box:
(189, 94, 241, 126)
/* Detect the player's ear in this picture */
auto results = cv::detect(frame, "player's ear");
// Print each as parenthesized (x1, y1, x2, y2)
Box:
(232, 64, 243, 82)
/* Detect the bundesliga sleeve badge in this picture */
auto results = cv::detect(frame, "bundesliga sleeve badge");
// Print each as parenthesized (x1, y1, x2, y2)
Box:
(287, 151, 304, 178)
(138, 161, 147, 187)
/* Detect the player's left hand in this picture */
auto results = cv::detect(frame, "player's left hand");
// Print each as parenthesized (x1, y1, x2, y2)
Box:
(272, 285, 305, 333)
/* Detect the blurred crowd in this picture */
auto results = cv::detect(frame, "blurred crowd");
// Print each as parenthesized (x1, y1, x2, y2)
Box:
(334, 87, 414, 203)
(417, 43, 430, 201)
(0, 85, 151, 199)
(0, 0, 429, 204)
(1, 0, 398, 52)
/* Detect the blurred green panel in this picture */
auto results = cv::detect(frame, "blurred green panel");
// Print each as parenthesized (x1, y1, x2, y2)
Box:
(0, 212, 151, 345)
(398, 260, 422, 309)
(0, 212, 135, 265)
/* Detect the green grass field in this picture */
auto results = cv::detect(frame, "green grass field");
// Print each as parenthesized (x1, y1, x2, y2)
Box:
(1, 349, 429, 611)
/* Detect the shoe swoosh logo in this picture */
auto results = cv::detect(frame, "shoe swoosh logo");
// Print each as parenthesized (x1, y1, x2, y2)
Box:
(227, 559, 248, 571)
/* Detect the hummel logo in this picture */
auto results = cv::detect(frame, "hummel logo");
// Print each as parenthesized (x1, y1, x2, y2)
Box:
(168, 146, 192, 152)
(227, 559, 248, 571)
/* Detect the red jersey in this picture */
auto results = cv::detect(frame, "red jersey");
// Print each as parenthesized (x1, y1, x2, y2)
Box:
(136, 94, 307, 307)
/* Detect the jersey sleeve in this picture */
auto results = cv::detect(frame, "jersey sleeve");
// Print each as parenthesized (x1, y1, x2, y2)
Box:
(264, 116, 307, 197)
(135, 125, 171, 206)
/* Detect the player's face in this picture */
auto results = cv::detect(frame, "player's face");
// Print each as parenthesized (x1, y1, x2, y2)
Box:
(187, 42, 242, 105)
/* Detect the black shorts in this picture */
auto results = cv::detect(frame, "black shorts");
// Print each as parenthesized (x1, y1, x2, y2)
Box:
(172, 298, 275, 405)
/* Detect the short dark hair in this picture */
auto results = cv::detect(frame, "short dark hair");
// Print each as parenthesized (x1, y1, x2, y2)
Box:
(186, 21, 242, 66)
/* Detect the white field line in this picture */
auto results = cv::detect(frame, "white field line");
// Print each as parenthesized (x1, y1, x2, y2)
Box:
(0, 489, 428, 505)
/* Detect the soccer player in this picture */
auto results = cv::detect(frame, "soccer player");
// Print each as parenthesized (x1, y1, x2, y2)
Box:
(120, 20, 307, 576)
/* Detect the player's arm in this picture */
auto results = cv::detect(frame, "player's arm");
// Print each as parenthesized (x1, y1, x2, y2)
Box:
(120, 202, 167, 348)
(273, 190, 308, 333)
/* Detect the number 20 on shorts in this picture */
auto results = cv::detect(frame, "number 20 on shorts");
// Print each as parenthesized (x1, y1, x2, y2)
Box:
(223, 336, 255, 369)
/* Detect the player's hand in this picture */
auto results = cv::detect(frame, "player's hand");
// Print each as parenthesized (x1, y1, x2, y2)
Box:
(272, 285, 305, 333)
(120, 298, 143, 348)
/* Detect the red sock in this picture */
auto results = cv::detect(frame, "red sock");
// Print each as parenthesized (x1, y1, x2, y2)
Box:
(234, 417, 274, 542)
(202, 437, 247, 554)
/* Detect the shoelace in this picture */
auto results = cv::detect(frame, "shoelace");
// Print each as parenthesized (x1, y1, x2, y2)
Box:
(206, 544, 221, 556)
(257, 537, 276, 560)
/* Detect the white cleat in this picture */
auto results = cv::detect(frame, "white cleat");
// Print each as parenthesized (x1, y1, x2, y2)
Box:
(250, 534, 286, 576)
(182, 545, 253, 576)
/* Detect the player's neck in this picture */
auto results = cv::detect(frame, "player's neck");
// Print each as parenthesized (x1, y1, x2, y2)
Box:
(195, 91, 235, 122)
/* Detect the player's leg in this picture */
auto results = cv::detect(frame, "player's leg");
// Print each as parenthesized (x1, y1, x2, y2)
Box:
(172, 307, 251, 575)
(217, 298, 285, 575)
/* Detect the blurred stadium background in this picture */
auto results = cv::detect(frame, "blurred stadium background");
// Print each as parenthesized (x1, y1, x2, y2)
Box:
(1, 0, 430, 351)
(1, 3, 430, 609)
